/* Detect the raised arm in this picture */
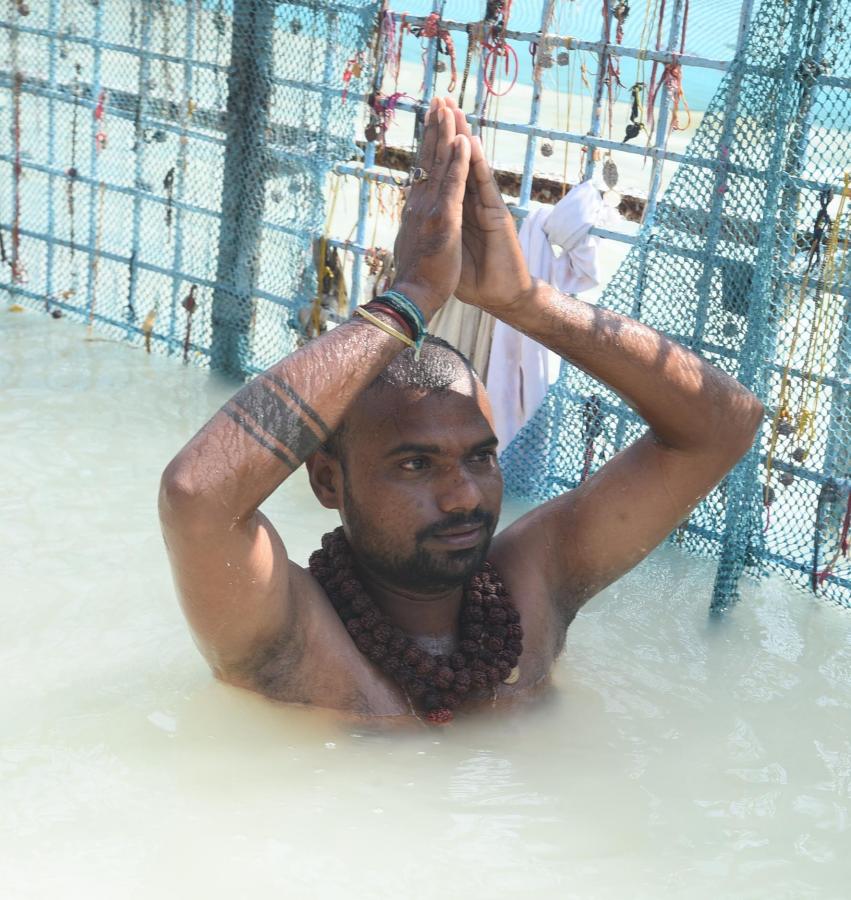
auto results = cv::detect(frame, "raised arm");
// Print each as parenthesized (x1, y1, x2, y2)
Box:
(492, 281, 763, 606)
(159, 98, 470, 678)
(450, 100, 763, 613)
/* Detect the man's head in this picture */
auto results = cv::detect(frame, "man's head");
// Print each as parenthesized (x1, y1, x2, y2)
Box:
(307, 337, 503, 593)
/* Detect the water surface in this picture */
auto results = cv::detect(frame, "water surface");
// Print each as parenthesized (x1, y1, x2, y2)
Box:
(2, 311, 850, 899)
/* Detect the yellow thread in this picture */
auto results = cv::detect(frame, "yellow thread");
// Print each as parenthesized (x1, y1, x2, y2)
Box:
(803, 173, 851, 447)
(354, 306, 415, 348)
(765, 171, 850, 489)
(312, 174, 343, 333)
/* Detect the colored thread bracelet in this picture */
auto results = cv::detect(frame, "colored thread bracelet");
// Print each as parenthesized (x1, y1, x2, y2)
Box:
(377, 290, 428, 334)
(354, 306, 415, 350)
(375, 290, 428, 357)
(363, 301, 414, 340)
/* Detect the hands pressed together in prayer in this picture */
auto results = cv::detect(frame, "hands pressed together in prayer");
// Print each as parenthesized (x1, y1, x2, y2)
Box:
(391, 96, 533, 321)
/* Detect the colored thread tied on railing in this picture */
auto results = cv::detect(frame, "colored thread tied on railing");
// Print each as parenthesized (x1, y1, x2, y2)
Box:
(483, 40, 519, 97)
(93, 89, 108, 151)
(413, 12, 458, 92)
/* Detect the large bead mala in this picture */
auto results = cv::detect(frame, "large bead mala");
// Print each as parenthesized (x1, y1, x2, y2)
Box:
(309, 527, 523, 724)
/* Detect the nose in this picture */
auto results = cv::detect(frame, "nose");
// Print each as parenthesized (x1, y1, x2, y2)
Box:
(436, 465, 484, 515)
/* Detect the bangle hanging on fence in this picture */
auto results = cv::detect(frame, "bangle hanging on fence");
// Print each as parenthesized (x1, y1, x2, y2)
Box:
(482, 0, 518, 100)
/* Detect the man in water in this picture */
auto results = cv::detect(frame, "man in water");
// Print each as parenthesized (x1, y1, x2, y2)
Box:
(159, 98, 763, 721)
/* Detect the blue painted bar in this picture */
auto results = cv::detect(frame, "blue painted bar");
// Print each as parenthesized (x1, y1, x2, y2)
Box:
(45, 0, 61, 306)
(583, 0, 612, 183)
(642, 0, 688, 229)
(210, 0, 277, 378)
(517, 0, 556, 209)
(710, 0, 827, 612)
(167, 0, 198, 356)
(824, 290, 851, 479)
(689, 0, 757, 346)
(349, 1, 390, 312)
(127, 2, 154, 332)
(420, 1, 445, 115)
(83, 0, 105, 325)
(304, 5, 345, 324)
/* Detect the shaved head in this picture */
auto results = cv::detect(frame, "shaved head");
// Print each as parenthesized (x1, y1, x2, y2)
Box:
(323, 336, 481, 461)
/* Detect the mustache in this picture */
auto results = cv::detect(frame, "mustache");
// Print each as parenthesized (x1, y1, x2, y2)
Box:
(416, 509, 496, 541)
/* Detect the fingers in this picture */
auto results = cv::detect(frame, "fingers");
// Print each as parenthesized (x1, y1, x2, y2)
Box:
(467, 134, 505, 209)
(442, 134, 471, 210)
(429, 98, 457, 184)
(446, 97, 472, 141)
(415, 97, 443, 173)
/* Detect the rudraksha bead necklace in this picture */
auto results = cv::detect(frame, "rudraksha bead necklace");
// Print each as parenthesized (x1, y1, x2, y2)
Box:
(309, 527, 523, 724)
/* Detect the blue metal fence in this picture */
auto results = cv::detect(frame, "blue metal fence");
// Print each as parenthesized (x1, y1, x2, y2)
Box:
(2, 0, 850, 609)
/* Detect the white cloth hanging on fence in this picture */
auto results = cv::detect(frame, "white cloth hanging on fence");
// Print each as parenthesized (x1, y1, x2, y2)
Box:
(486, 180, 604, 451)
(428, 296, 496, 380)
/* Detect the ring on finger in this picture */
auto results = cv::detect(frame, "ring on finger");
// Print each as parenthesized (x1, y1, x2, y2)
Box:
(408, 166, 429, 186)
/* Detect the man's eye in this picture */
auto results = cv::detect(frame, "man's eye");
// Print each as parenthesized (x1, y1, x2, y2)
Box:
(400, 457, 428, 471)
(469, 450, 496, 464)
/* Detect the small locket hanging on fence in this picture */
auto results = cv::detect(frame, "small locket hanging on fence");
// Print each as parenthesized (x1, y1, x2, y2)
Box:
(602, 156, 621, 207)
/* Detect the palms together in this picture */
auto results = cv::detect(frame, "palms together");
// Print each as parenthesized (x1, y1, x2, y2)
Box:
(448, 102, 533, 313)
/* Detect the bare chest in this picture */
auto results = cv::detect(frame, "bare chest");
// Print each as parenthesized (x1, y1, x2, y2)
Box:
(243, 564, 568, 719)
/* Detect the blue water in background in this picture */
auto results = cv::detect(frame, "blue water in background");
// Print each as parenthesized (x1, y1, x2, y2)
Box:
(200, 0, 746, 112)
(392, 0, 746, 111)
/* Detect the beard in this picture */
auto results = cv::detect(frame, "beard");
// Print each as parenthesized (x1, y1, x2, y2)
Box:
(342, 480, 498, 592)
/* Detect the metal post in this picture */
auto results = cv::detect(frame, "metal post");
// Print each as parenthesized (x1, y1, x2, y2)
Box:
(642, 0, 688, 228)
(583, 0, 613, 183)
(167, 0, 198, 353)
(128, 1, 153, 330)
(83, 0, 105, 322)
(608, 0, 694, 454)
(711, 0, 832, 612)
(421, 0, 445, 112)
(210, 0, 276, 378)
(350, 3, 390, 311)
(45, 0, 61, 306)
(689, 0, 757, 345)
(517, 0, 556, 210)
(825, 290, 851, 480)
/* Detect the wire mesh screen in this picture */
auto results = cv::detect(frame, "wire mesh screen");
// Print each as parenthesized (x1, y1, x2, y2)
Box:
(1, 0, 849, 611)
(0, 0, 376, 375)
(501, 0, 851, 609)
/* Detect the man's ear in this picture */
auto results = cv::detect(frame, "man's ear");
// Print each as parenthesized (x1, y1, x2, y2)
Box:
(305, 449, 343, 510)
